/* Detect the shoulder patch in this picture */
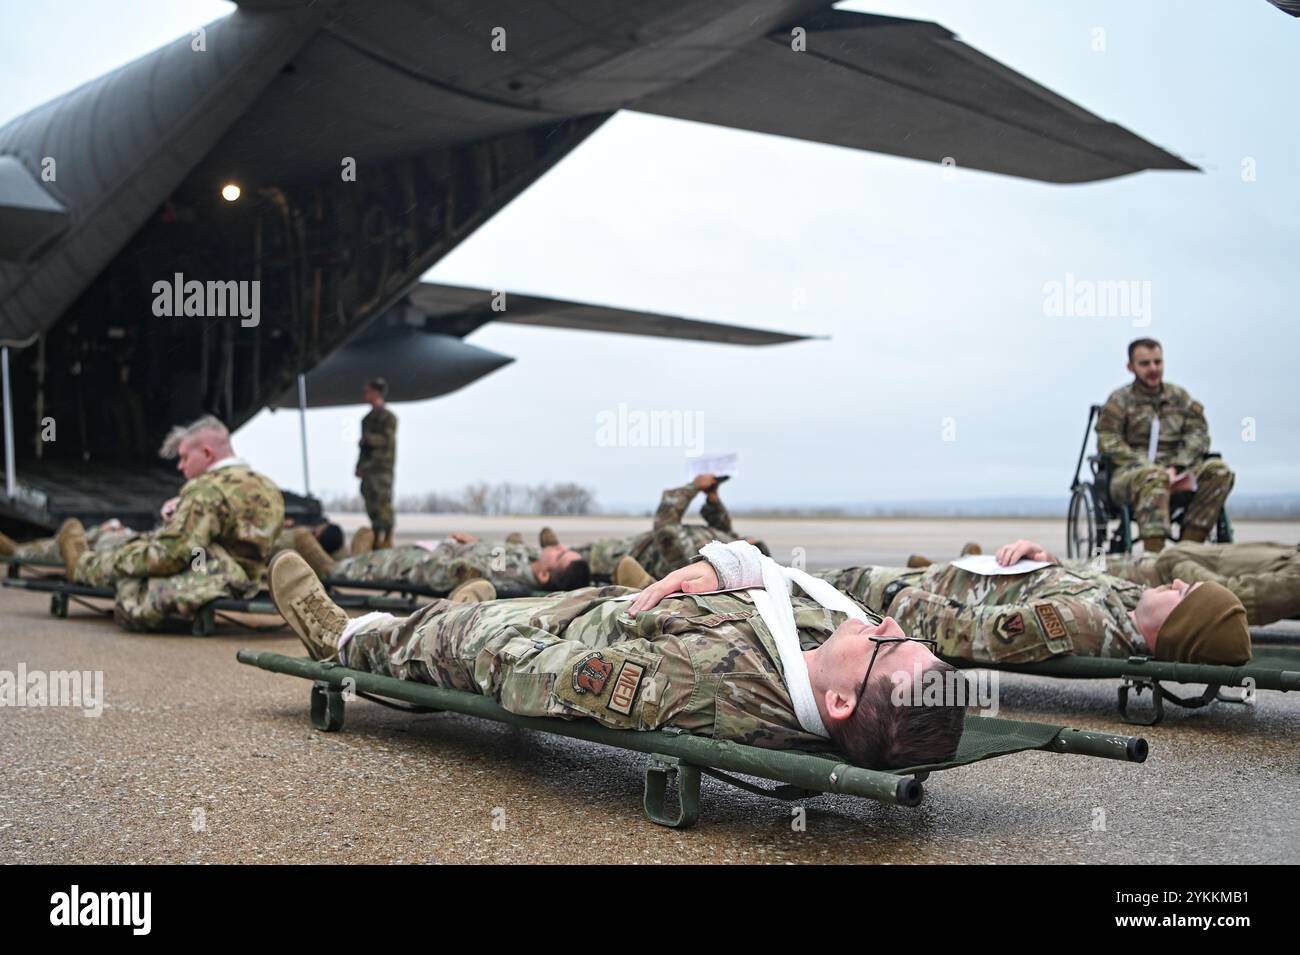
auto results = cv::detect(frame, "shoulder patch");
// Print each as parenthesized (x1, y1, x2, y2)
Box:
(993, 612, 1025, 644)
(571, 652, 613, 695)
(1034, 603, 1068, 640)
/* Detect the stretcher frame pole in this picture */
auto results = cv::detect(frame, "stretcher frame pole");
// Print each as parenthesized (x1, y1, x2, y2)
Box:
(2, 346, 15, 500)
(296, 372, 311, 497)
(238, 651, 924, 821)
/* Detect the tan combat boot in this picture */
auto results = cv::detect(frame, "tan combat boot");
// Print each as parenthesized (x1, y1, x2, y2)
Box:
(906, 554, 933, 568)
(57, 518, 88, 579)
(448, 579, 497, 604)
(614, 555, 655, 589)
(1180, 527, 1208, 543)
(1143, 537, 1166, 554)
(350, 527, 374, 556)
(292, 527, 336, 577)
(960, 542, 982, 556)
(538, 526, 559, 548)
(268, 552, 350, 661)
(0, 530, 17, 557)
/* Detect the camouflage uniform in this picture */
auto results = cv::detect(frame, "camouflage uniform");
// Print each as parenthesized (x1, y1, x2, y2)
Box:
(271, 526, 347, 560)
(1100, 542, 1299, 626)
(819, 563, 1146, 664)
(329, 539, 541, 597)
(356, 405, 397, 537)
(1096, 380, 1234, 542)
(577, 483, 740, 580)
(14, 524, 138, 563)
(74, 463, 284, 630)
(344, 585, 847, 753)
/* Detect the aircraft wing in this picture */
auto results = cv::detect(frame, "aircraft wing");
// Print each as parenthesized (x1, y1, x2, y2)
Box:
(407, 282, 812, 345)
(632, 10, 1197, 184)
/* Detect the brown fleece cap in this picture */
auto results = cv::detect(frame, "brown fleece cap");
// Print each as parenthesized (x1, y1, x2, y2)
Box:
(1155, 582, 1251, 665)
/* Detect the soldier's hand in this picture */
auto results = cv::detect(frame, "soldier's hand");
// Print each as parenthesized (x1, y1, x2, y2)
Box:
(628, 562, 720, 616)
(159, 497, 180, 521)
(691, 473, 717, 492)
(996, 539, 1050, 565)
(1169, 470, 1195, 494)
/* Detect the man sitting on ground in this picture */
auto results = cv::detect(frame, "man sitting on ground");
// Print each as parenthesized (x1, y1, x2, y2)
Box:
(819, 538, 1251, 666)
(267, 539, 966, 770)
(57, 415, 284, 631)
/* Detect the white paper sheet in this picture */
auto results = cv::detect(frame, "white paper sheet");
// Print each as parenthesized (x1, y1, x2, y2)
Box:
(686, 453, 739, 480)
(950, 554, 1052, 576)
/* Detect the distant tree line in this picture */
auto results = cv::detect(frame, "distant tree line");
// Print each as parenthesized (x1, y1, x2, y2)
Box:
(323, 481, 597, 516)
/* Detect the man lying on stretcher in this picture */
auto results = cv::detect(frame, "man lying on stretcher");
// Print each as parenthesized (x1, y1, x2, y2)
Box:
(818, 539, 1251, 666)
(267, 540, 967, 770)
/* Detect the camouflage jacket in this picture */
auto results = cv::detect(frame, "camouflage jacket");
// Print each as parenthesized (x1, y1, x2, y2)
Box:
(101, 462, 284, 590)
(357, 406, 397, 475)
(1096, 380, 1211, 471)
(577, 483, 740, 580)
(822, 562, 1148, 663)
(333, 539, 540, 595)
(346, 586, 846, 752)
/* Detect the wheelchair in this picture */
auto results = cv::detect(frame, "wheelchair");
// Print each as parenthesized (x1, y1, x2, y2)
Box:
(1066, 404, 1232, 559)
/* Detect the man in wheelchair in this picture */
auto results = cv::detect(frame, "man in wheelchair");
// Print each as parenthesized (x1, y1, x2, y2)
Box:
(1095, 338, 1234, 553)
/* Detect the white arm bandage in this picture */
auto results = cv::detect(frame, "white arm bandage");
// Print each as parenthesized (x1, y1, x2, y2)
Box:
(699, 539, 765, 590)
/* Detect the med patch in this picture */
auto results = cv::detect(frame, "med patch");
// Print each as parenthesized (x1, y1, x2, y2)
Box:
(607, 660, 645, 715)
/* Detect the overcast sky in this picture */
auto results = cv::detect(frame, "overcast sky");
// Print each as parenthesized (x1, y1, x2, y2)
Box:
(4, 0, 1297, 510)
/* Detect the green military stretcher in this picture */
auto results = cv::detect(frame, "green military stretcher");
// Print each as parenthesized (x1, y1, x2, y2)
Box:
(0, 575, 417, 636)
(944, 649, 1300, 726)
(237, 649, 1149, 829)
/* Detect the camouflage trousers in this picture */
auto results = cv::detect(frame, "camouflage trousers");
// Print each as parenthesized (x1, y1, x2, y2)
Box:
(15, 527, 135, 563)
(818, 564, 1137, 663)
(1153, 541, 1300, 626)
(1109, 457, 1234, 541)
(74, 541, 252, 631)
(580, 536, 640, 579)
(331, 546, 464, 593)
(359, 471, 394, 536)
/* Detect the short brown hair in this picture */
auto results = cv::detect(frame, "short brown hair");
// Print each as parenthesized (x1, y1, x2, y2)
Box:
(366, 377, 389, 398)
(828, 662, 967, 769)
(1128, 338, 1161, 361)
(545, 558, 592, 592)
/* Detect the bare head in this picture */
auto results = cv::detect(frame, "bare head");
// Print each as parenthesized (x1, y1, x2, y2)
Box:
(533, 546, 591, 591)
(159, 415, 233, 480)
(1127, 338, 1163, 390)
(363, 377, 388, 408)
(807, 617, 966, 769)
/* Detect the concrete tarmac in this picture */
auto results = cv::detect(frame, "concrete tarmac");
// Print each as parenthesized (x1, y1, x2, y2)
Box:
(2, 517, 1297, 863)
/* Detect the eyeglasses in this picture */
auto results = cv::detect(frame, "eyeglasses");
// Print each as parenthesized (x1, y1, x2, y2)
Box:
(854, 635, 939, 707)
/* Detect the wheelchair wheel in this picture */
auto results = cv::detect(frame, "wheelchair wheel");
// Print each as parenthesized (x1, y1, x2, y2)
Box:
(1066, 482, 1102, 559)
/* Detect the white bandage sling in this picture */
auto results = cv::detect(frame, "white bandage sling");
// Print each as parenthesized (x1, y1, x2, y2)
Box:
(700, 540, 878, 739)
